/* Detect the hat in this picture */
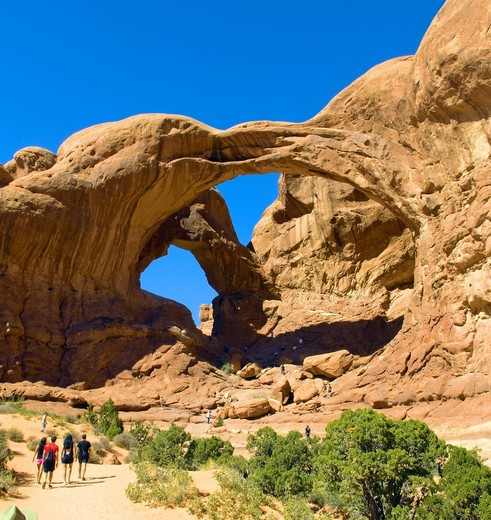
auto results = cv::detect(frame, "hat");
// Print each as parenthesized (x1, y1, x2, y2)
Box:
(0, 506, 37, 520)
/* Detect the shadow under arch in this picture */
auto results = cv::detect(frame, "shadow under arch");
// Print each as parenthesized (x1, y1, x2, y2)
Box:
(129, 116, 416, 362)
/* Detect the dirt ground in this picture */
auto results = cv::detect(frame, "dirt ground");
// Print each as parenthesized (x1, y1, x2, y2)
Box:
(0, 413, 218, 520)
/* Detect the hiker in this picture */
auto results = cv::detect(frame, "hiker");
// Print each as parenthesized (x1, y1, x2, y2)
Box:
(61, 433, 75, 485)
(206, 410, 212, 424)
(76, 433, 91, 481)
(281, 364, 286, 375)
(305, 425, 311, 440)
(32, 436, 47, 484)
(41, 435, 59, 489)
(41, 412, 48, 433)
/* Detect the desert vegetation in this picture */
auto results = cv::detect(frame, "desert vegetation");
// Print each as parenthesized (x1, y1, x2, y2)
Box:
(125, 409, 491, 520)
(0, 429, 15, 495)
(1, 397, 490, 519)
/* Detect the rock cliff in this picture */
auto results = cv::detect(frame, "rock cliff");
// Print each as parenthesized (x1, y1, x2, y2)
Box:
(0, 0, 489, 420)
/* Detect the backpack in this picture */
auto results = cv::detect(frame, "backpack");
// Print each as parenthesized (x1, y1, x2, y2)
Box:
(45, 447, 54, 461)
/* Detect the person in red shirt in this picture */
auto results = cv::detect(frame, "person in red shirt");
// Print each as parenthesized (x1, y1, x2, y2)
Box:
(41, 435, 59, 489)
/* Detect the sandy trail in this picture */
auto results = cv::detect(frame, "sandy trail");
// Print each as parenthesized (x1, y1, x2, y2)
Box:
(0, 414, 212, 520)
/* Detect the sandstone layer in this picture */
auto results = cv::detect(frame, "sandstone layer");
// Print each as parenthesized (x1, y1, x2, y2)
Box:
(0, 0, 490, 423)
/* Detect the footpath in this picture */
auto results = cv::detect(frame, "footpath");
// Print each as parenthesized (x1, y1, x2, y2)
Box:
(0, 414, 202, 520)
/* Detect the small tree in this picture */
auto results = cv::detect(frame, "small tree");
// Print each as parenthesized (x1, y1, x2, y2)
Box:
(246, 427, 278, 460)
(80, 403, 98, 425)
(98, 399, 123, 440)
(247, 428, 314, 498)
(313, 408, 446, 519)
(129, 420, 151, 446)
(137, 424, 190, 468)
(184, 436, 234, 470)
(416, 445, 491, 519)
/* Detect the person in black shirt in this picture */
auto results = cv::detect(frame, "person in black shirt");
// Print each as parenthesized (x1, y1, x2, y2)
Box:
(76, 434, 92, 481)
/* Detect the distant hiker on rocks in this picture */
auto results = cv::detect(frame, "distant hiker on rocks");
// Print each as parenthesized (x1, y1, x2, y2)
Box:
(42, 435, 59, 489)
(61, 433, 75, 485)
(273, 351, 279, 367)
(305, 425, 311, 440)
(76, 433, 91, 481)
(32, 436, 47, 484)
(281, 364, 286, 375)
(41, 412, 48, 433)
(206, 410, 212, 424)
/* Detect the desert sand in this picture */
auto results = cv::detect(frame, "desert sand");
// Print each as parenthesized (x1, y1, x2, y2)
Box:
(0, 413, 218, 520)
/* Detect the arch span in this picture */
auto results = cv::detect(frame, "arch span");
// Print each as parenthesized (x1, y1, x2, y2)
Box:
(1, 0, 490, 405)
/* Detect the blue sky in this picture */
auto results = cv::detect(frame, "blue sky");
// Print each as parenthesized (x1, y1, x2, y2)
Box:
(1, 1, 445, 323)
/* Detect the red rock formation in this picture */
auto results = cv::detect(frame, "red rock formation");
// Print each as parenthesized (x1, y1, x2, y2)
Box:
(0, 0, 489, 419)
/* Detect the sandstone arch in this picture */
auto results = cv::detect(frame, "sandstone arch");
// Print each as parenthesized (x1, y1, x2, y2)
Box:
(0, 0, 490, 409)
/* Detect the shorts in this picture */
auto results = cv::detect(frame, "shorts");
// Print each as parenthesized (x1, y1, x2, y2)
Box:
(79, 456, 89, 464)
(62, 454, 74, 464)
(43, 460, 55, 473)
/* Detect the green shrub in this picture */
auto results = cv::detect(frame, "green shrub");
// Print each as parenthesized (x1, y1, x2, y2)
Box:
(137, 424, 190, 468)
(477, 492, 491, 520)
(416, 445, 491, 519)
(246, 427, 278, 459)
(88, 451, 103, 464)
(26, 436, 38, 452)
(6, 427, 24, 442)
(184, 436, 234, 470)
(113, 432, 139, 451)
(92, 437, 110, 456)
(313, 408, 447, 519)
(64, 414, 79, 424)
(0, 404, 17, 415)
(80, 404, 98, 425)
(0, 470, 16, 495)
(0, 430, 13, 470)
(129, 420, 151, 446)
(0, 398, 25, 415)
(97, 399, 123, 440)
(45, 428, 57, 437)
(124, 452, 136, 464)
(196, 467, 274, 520)
(220, 363, 234, 375)
(246, 428, 313, 498)
(126, 462, 199, 508)
(0, 430, 15, 495)
(282, 496, 315, 520)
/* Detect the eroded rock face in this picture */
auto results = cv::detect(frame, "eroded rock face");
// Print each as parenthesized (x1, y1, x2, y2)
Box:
(0, 0, 490, 416)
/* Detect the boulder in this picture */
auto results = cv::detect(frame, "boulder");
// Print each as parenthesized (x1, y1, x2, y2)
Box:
(270, 376, 292, 405)
(303, 350, 354, 379)
(226, 398, 272, 419)
(237, 363, 262, 379)
(292, 379, 321, 404)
